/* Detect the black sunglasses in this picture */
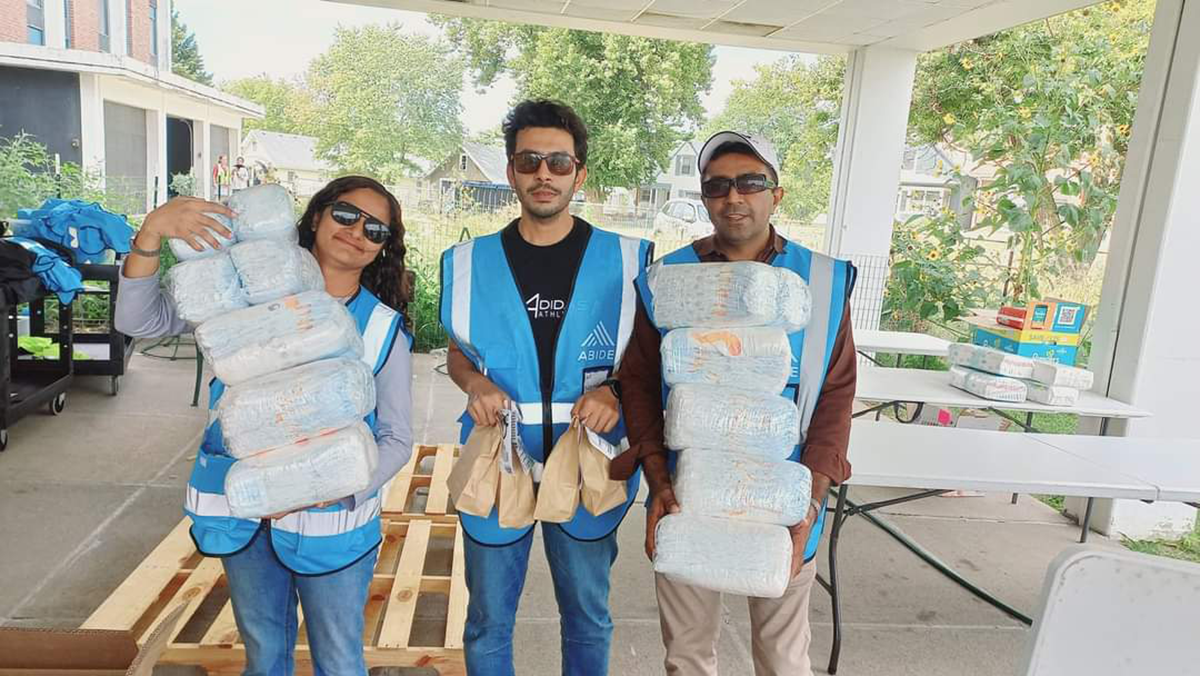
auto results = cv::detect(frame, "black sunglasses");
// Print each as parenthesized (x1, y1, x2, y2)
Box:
(511, 151, 580, 176)
(700, 173, 778, 199)
(329, 201, 390, 244)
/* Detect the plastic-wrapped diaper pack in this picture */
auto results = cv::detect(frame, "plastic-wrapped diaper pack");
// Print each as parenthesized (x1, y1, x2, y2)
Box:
(654, 514, 793, 598)
(948, 366, 1027, 403)
(661, 327, 792, 393)
(664, 384, 799, 458)
(947, 343, 1034, 379)
(195, 290, 363, 386)
(229, 239, 325, 304)
(168, 213, 237, 261)
(1024, 380, 1079, 407)
(1031, 361, 1094, 390)
(229, 184, 298, 243)
(224, 422, 378, 518)
(165, 253, 249, 324)
(218, 358, 376, 458)
(674, 449, 811, 526)
(648, 262, 812, 332)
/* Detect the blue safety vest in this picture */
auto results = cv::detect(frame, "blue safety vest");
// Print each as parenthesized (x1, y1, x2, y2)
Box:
(184, 286, 408, 575)
(634, 238, 855, 562)
(440, 225, 652, 545)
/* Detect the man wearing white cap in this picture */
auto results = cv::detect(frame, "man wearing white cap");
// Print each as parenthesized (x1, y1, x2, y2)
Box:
(613, 131, 858, 675)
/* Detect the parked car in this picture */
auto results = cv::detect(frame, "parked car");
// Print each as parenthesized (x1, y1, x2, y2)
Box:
(652, 199, 713, 239)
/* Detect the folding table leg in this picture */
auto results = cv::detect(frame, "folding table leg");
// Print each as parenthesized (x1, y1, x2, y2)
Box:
(1080, 497, 1095, 543)
(827, 486, 850, 675)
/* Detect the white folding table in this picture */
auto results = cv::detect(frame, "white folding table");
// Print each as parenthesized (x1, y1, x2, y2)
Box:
(855, 330, 951, 367)
(820, 421, 1162, 675)
(1030, 434, 1200, 504)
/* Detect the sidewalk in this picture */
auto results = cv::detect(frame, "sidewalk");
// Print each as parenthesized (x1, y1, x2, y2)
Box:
(0, 351, 1123, 674)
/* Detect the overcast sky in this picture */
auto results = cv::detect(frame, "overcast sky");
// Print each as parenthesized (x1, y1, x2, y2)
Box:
(175, 0, 812, 134)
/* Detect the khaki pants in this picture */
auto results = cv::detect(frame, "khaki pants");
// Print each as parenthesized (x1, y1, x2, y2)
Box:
(655, 559, 818, 676)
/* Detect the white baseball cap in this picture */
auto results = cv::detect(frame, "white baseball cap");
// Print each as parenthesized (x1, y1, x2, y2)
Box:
(697, 131, 780, 178)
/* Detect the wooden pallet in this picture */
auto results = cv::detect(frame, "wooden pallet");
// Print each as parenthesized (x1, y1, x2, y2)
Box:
(82, 517, 468, 676)
(383, 443, 460, 522)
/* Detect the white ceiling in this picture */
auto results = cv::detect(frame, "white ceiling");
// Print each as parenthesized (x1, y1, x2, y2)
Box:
(328, 0, 1104, 54)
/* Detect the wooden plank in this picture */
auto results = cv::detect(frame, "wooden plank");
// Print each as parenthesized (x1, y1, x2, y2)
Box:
(82, 520, 196, 631)
(376, 520, 431, 648)
(426, 444, 456, 515)
(383, 472, 416, 514)
(200, 601, 239, 645)
(137, 557, 224, 645)
(445, 524, 468, 650)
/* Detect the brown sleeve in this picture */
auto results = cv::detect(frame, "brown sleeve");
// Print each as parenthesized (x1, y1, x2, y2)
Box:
(800, 303, 857, 485)
(610, 300, 667, 481)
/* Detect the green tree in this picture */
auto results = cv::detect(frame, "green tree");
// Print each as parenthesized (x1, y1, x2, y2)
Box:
(306, 24, 464, 182)
(908, 0, 1154, 303)
(705, 55, 845, 222)
(222, 75, 314, 135)
(436, 17, 714, 196)
(171, 9, 213, 86)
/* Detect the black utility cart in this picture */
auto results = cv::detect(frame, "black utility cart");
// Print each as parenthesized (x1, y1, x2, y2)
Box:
(1, 294, 73, 451)
(67, 262, 134, 395)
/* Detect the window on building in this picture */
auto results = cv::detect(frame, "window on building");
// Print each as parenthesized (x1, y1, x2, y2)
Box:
(63, 0, 73, 48)
(27, 0, 45, 45)
(676, 154, 695, 176)
(149, 0, 157, 57)
(98, 0, 111, 52)
(459, 153, 468, 171)
(896, 187, 948, 216)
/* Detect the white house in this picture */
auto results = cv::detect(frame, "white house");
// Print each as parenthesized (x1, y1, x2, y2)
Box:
(0, 0, 263, 212)
(240, 130, 331, 200)
(636, 139, 701, 212)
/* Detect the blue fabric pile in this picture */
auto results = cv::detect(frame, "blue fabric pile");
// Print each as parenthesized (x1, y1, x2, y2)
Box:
(2, 237, 84, 304)
(15, 199, 135, 264)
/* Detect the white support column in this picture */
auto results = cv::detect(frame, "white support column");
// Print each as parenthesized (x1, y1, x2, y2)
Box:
(147, 103, 168, 210)
(824, 45, 918, 329)
(78, 73, 105, 178)
(197, 119, 211, 199)
(44, 0, 66, 48)
(1063, 0, 1200, 539)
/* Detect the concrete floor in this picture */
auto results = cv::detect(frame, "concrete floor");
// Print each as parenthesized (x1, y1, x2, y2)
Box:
(0, 350, 1125, 675)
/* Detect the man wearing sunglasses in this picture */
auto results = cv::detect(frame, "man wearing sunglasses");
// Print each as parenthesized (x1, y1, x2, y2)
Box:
(439, 99, 652, 676)
(615, 131, 858, 675)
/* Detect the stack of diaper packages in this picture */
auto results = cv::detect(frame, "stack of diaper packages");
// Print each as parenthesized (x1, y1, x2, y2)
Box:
(165, 184, 378, 518)
(946, 343, 1095, 407)
(649, 261, 814, 599)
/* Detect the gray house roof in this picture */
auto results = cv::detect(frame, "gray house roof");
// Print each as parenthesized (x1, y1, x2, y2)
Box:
(461, 142, 509, 184)
(242, 130, 329, 173)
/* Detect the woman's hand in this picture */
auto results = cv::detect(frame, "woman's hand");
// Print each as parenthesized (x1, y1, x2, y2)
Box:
(138, 197, 235, 252)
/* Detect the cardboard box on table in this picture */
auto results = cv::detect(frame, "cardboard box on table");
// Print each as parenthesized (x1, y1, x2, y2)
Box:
(996, 299, 1087, 334)
(0, 604, 184, 675)
(963, 316, 1081, 365)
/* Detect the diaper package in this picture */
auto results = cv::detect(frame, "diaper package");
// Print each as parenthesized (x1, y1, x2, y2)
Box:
(1031, 360, 1094, 390)
(664, 384, 799, 459)
(195, 290, 363, 386)
(229, 184, 298, 243)
(224, 422, 378, 519)
(648, 262, 811, 332)
(654, 514, 793, 598)
(948, 365, 1028, 403)
(947, 343, 1035, 379)
(164, 252, 249, 324)
(229, 239, 325, 304)
(674, 449, 811, 526)
(218, 357, 376, 458)
(662, 327, 792, 393)
(167, 213, 237, 261)
(1024, 380, 1079, 407)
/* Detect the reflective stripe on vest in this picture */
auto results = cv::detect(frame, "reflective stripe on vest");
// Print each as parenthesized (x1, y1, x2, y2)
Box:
(440, 226, 649, 545)
(185, 285, 404, 574)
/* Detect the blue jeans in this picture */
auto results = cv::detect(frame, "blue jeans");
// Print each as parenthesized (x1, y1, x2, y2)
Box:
(463, 523, 619, 676)
(221, 523, 377, 676)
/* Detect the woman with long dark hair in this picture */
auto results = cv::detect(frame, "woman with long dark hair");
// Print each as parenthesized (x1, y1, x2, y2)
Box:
(116, 175, 414, 674)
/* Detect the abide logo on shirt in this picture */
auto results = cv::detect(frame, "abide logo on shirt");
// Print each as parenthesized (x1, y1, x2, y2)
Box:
(578, 322, 617, 362)
(525, 293, 566, 319)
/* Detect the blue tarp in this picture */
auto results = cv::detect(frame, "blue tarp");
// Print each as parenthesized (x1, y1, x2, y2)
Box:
(5, 237, 84, 304)
(15, 199, 135, 264)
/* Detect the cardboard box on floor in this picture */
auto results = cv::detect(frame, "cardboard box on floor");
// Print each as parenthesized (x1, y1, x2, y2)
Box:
(0, 604, 185, 676)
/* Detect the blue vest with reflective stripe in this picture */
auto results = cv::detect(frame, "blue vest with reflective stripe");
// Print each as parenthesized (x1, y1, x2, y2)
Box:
(440, 225, 652, 545)
(634, 238, 854, 562)
(185, 286, 408, 574)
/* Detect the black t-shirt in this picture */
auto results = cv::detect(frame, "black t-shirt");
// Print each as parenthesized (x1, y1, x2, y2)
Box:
(502, 217, 592, 392)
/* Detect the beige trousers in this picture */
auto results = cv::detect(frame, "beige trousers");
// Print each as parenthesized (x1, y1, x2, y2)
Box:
(655, 559, 818, 676)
